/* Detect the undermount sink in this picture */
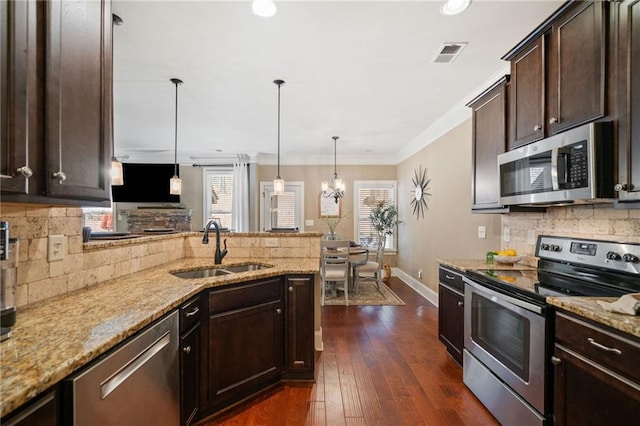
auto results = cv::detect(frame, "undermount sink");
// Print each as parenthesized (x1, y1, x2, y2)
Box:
(170, 263, 272, 279)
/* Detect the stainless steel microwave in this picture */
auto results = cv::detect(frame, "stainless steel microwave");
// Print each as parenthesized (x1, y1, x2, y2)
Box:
(498, 122, 615, 206)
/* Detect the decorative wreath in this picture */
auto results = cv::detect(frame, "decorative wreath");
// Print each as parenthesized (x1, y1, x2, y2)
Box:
(410, 165, 431, 219)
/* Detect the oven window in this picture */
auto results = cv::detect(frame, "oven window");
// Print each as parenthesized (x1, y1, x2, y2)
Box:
(471, 293, 531, 381)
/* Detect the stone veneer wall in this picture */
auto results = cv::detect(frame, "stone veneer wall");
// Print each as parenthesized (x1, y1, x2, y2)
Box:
(0, 204, 320, 308)
(502, 205, 640, 256)
(121, 208, 192, 232)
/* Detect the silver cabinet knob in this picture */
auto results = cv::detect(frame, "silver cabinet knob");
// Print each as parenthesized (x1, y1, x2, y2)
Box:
(551, 356, 561, 365)
(183, 346, 191, 354)
(288, 286, 293, 293)
(549, 117, 558, 124)
(52, 171, 66, 183)
(17, 166, 33, 178)
(533, 125, 542, 132)
(457, 301, 464, 307)
(614, 183, 628, 192)
(276, 308, 282, 314)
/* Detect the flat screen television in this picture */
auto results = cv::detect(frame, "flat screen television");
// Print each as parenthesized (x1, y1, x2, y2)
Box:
(111, 163, 181, 203)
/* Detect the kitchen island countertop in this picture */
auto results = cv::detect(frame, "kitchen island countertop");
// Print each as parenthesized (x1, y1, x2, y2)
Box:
(437, 258, 538, 273)
(0, 257, 318, 418)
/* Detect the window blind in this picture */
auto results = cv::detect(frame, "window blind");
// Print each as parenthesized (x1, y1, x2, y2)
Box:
(354, 183, 396, 250)
(270, 192, 296, 229)
(207, 174, 233, 229)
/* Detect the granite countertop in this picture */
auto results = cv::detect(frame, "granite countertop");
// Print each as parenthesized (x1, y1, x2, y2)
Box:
(547, 296, 640, 339)
(0, 257, 318, 418)
(437, 258, 538, 273)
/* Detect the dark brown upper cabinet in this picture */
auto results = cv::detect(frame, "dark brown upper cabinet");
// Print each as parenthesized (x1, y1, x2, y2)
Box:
(614, 0, 640, 204)
(0, 0, 112, 206)
(504, 1, 607, 150)
(467, 76, 510, 212)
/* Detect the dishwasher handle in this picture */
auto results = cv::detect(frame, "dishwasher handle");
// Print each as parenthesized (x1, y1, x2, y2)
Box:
(101, 331, 171, 399)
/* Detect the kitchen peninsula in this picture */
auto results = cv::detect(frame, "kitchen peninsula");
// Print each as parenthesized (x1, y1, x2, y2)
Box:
(0, 231, 322, 423)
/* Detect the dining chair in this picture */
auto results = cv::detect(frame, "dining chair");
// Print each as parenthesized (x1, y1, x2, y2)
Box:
(320, 240, 351, 306)
(353, 239, 384, 293)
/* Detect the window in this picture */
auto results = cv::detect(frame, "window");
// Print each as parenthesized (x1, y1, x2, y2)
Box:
(203, 167, 234, 229)
(353, 180, 397, 251)
(260, 182, 305, 231)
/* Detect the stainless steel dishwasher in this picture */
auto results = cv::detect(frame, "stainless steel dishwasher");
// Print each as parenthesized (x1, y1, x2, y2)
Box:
(64, 311, 180, 425)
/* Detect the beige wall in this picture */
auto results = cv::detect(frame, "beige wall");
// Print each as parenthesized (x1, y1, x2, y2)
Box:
(396, 119, 502, 294)
(257, 164, 397, 240)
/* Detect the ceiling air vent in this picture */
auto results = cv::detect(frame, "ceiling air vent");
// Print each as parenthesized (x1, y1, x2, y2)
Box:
(432, 42, 468, 63)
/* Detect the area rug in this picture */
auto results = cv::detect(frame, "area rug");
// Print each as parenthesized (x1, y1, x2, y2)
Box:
(323, 280, 405, 306)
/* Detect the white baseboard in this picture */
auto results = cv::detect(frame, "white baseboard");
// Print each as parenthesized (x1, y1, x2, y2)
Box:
(315, 328, 323, 352)
(391, 267, 439, 307)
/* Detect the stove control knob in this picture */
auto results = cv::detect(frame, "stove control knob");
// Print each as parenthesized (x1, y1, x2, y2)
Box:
(606, 251, 622, 261)
(541, 243, 550, 251)
(550, 244, 562, 252)
(622, 253, 639, 263)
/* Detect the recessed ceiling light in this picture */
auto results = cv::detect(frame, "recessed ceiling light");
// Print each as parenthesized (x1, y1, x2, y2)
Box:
(252, 0, 276, 18)
(441, 0, 471, 16)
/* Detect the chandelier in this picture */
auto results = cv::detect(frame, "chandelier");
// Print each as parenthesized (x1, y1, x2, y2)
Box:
(322, 136, 345, 203)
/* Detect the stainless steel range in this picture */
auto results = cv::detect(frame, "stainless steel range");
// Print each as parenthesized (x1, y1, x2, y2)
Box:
(462, 235, 640, 426)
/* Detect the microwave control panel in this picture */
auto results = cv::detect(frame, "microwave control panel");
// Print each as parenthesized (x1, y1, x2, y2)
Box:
(561, 141, 588, 189)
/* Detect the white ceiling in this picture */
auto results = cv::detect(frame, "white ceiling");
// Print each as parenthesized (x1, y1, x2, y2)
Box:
(112, 0, 563, 166)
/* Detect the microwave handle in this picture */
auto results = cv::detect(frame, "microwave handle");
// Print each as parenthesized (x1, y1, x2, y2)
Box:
(551, 147, 560, 191)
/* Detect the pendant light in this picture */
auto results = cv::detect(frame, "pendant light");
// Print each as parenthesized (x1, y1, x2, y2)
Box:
(170, 78, 183, 195)
(322, 136, 345, 203)
(273, 79, 285, 195)
(110, 14, 124, 186)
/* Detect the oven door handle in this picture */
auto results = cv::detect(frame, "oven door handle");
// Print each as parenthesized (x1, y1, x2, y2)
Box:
(463, 277, 545, 315)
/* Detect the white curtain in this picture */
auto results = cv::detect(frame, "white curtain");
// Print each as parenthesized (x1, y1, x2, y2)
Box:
(232, 157, 249, 232)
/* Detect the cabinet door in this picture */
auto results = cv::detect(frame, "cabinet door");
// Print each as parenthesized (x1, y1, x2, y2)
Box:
(616, 0, 640, 201)
(207, 299, 283, 408)
(3, 390, 57, 426)
(548, 1, 605, 134)
(0, 0, 38, 195)
(180, 323, 200, 426)
(44, 0, 111, 201)
(438, 283, 464, 365)
(509, 37, 545, 149)
(469, 77, 508, 211)
(283, 275, 315, 380)
(553, 345, 640, 426)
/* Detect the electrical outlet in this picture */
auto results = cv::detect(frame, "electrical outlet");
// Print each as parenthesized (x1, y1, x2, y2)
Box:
(528, 230, 537, 245)
(305, 219, 314, 226)
(503, 227, 511, 243)
(418, 269, 423, 279)
(264, 238, 279, 248)
(48, 235, 65, 262)
(477, 226, 486, 239)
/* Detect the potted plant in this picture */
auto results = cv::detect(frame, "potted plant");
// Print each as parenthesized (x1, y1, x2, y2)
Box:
(369, 201, 401, 251)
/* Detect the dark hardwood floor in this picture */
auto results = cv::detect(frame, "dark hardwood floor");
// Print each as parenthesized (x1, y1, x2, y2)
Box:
(199, 277, 498, 425)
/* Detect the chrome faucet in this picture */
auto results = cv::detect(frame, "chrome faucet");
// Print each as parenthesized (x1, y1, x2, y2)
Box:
(202, 220, 227, 264)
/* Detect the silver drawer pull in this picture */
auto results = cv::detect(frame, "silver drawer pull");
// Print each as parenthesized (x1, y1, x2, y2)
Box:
(587, 338, 622, 355)
(445, 274, 455, 280)
(185, 307, 199, 317)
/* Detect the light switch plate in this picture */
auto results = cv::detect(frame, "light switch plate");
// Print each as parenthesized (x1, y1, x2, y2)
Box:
(477, 226, 486, 239)
(305, 219, 314, 226)
(527, 230, 537, 245)
(48, 235, 65, 262)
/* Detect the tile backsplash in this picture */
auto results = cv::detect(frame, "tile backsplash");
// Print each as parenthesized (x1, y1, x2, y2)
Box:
(0, 204, 321, 308)
(503, 205, 640, 256)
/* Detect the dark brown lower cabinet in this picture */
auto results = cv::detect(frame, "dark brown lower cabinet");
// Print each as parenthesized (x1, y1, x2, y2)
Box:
(204, 278, 284, 412)
(438, 266, 464, 365)
(2, 390, 57, 426)
(283, 275, 315, 380)
(553, 312, 640, 425)
(180, 296, 202, 426)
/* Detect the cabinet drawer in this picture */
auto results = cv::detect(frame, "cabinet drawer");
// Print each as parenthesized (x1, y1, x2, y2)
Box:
(555, 312, 640, 383)
(439, 266, 464, 293)
(180, 296, 202, 333)
(209, 278, 282, 314)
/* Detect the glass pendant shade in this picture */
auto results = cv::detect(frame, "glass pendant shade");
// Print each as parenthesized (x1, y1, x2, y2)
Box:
(273, 178, 285, 195)
(170, 175, 182, 195)
(110, 157, 124, 186)
(322, 136, 345, 203)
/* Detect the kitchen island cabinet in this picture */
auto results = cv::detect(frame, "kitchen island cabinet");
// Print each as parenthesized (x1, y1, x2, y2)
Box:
(438, 266, 465, 365)
(504, 1, 608, 149)
(283, 274, 315, 380)
(0, 0, 112, 205)
(615, 0, 640, 204)
(180, 296, 202, 426)
(552, 311, 640, 425)
(202, 277, 284, 413)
